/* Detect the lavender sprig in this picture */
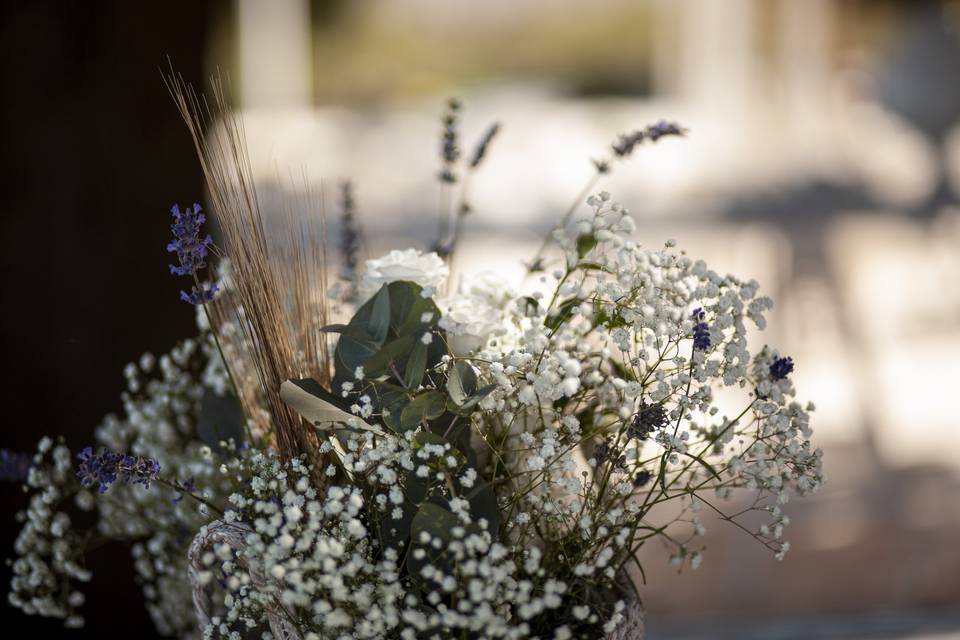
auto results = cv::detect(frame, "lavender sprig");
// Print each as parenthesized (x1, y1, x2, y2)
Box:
(770, 356, 795, 380)
(75, 447, 161, 494)
(469, 122, 501, 169)
(628, 402, 667, 441)
(167, 203, 212, 276)
(611, 120, 686, 158)
(691, 307, 711, 351)
(339, 181, 362, 281)
(166, 203, 218, 305)
(438, 98, 462, 184)
(528, 119, 687, 274)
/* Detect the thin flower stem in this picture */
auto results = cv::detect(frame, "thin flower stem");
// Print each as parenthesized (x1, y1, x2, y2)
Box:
(526, 169, 602, 276)
(192, 277, 252, 444)
(156, 477, 224, 516)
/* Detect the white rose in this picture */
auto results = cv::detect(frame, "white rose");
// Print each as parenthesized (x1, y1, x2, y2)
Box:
(359, 249, 448, 301)
(457, 271, 517, 310)
(437, 293, 505, 355)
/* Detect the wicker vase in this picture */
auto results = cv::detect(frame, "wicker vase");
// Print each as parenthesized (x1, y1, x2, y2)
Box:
(189, 519, 644, 639)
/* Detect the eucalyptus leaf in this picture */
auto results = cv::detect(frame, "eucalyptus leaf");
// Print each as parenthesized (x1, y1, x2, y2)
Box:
(367, 285, 391, 343)
(347, 284, 391, 344)
(576, 233, 598, 258)
(280, 379, 384, 435)
(364, 334, 417, 378)
(446, 361, 478, 406)
(451, 383, 498, 415)
(379, 466, 436, 552)
(373, 382, 411, 431)
(335, 334, 380, 374)
(399, 390, 447, 431)
(387, 281, 439, 336)
(465, 481, 501, 537)
(403, 341, 428, 390)
(408, 502, 462, 585)
(411, 502, 459, 543)
(196, 389, 245, 452)
(545, 297, 580, 331)
(319, 323, 357, 335)
(412, 430, 445, 446)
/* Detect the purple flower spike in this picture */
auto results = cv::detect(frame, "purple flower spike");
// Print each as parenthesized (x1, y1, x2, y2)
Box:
(76, 447, 161, 494)
(167, 203, 218, 305)
(770, 356, 794, 381)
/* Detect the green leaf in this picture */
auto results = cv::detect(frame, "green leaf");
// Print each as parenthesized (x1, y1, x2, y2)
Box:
(379, 465, 441, 555)
(364, 334, 417, 378)
(577, 233, 598, 258)
(578, 261, 609, 273)
(336, 334, 380, 374)
(280, 379, 384, 435)
(319, 323, 352, 334)
(375, 383, 411, 431)
(545, 297, 581, 331)
(411, 502, 459, 542)
(400, 390, 447, 431)
(412, 430, 449, 448)
(451, 383, 497, 415)
(403, 341, 428, 390)
(196, 389, 245, 452)
(388, 281, 441, 336)
(408, 502, 462, 585)
(464, 481, 500, 537)
(346, 284, 391, 345)
(446, 361, 478, 405)
(367, 285, 391, 343)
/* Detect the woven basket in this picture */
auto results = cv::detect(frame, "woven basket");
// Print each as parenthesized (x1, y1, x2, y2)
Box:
(189, 519, 644, 639)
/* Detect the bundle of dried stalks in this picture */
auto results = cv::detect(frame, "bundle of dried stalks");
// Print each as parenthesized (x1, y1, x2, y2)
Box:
(165, 69, 331, 479)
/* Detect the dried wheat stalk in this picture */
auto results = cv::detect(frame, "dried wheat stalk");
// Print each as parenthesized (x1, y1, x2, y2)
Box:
(165, 68, 331, 482)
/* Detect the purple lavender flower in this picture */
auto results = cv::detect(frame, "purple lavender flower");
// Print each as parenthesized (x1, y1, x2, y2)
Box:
(632, 469, 653, 488)
(0, 449, 32, 482)
(691, 307, 711, 351)
(645, 120, 686, 142)
(339, 181, 362, 280)
(628, 402, 667, 441)
(75, 447, 161, 494)
(167, 203, 218, 305)
(438, 98, 462, 184)
(611, 120, 686, 157)
(167, 203, 212, 276)
(469, 122, 500, 168)
(770, 356, 794, 381)
(180, 283, 219, 305)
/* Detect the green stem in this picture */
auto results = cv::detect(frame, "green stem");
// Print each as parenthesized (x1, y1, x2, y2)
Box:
(526, 169, 602, 276)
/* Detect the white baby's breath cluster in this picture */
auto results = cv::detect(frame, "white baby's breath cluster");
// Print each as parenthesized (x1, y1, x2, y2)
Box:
(457, 192, 822, 577)
(94, 333, 235, 636)
(8, 437, 93, 628)
(7, 329, 236, 637)
(195, 438, 625, 640)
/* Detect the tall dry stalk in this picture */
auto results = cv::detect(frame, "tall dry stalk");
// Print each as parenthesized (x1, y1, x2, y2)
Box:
(164, 69, 331, 480)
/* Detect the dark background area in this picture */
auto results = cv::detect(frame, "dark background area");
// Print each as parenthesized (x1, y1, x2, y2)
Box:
(0, 1, 221, 635)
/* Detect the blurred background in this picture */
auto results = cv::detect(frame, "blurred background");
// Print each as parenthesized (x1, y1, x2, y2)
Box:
(1, 0, 958, 637)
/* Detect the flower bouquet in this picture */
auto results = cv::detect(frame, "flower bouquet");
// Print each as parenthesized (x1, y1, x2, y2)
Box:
(5, 76, 823, 639)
